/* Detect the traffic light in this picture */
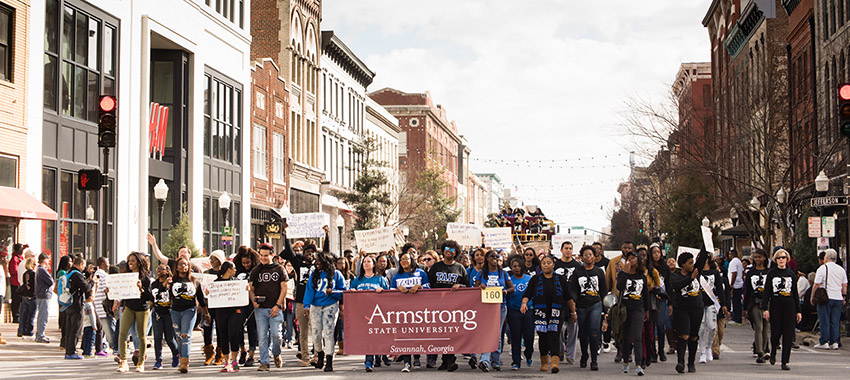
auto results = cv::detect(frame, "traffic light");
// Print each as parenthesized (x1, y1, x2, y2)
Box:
(98, 95, 117, 147)
(638, 220, 644, 233)
(840, 84, 850, 137)
(77, 169, 103, 191)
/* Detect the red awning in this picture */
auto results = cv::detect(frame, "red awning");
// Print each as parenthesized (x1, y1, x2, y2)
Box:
(0, 186, 58, 220)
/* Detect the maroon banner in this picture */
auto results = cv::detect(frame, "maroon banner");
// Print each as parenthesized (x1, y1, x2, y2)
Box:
(343, 288, 500, 355)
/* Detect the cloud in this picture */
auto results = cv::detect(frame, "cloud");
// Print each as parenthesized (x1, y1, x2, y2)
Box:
(322, 0, 711, 232)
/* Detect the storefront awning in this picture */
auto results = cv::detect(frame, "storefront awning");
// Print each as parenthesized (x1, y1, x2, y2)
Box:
(0, 186, 58, 220)
(720, 224, 750, 237)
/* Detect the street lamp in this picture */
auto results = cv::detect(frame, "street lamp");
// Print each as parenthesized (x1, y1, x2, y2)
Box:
(776, 188, 786, 204)
(730, 208, 738, 226)
(815, 171, 829, 194)
(219, 191, 232, 227)
(702, 216, 710, 227)
(750, 196, 761, 210)
(336, 215, 345, 254)
(153, 179, 169, 253)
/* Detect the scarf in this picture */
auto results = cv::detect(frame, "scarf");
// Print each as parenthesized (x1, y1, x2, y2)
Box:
(532, 274, 563, 332)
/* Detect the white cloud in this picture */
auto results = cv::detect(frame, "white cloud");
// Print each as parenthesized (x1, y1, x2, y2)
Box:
(323, 0, 711, 232)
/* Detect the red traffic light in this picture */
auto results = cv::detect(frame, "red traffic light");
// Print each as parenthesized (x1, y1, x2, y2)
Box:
(99, 96, 116, 112)
(840, 84, 850, 101)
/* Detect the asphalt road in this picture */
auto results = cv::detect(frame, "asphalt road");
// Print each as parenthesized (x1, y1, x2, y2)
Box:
(1, 318, 847, 379)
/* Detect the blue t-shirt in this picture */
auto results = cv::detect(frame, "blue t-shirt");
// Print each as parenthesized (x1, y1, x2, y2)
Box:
(508, 274, 532, 310)
(303, 270, 347, 308)
(467, 266, 481, 287)
(474, 268, 509, 304)
(391, 269, 431, 289)
(350, 274, 389, 291)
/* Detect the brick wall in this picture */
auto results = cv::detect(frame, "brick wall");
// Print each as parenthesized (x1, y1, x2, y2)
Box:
(0, 0, 30, 190)
(250, 59, 290, 209)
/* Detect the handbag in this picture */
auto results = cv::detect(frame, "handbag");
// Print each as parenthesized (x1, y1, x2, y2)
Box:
(813, 265, 830, 305)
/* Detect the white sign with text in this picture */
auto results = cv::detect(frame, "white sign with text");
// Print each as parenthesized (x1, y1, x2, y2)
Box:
(354, 227, 396, 253)
(106, 273, 141, 300)
(483, 227, 512, 250)
(447, 223, 483, 247)
(287, 213, 330, 238)
(205, 280, 249, 308)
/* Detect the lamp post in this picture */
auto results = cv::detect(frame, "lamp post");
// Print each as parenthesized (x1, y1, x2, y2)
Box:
(815, 171, 829, 195)
(153, 179, 169, 261)
(219, 192, 232, 255)
(730, 208, 738, 226)
(702, 216, 710, 228)
(336, 215, 345, 254)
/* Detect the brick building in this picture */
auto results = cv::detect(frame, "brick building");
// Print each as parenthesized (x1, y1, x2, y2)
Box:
(784, 0, 818, 191)
(249, 59, 290, 248)
(369, 88, 461, 201)
(672, 62, 713, 169)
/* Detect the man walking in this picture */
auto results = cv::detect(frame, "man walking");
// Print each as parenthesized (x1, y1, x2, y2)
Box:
(811, 249, 847, 350)
(34, 253, 54, 343)
(64, 256, 90, 359)
(427, 240, 468, 372)
(250, 243, 288, 371)
(555, 241, 581, 365)
(94, 257, 114, 353)
(727, 250, 744, 325)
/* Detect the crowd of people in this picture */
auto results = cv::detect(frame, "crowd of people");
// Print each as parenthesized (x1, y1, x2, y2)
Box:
(0, 230, 847, 376)
(494, 207, 554, 239)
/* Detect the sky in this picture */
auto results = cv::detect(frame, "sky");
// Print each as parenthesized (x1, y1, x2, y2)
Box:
(322, 0, 712, 233)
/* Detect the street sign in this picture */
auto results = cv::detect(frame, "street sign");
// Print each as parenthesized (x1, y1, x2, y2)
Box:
(808, 217, 822, 238)
(810, 196, 848, 207)
(817, 237, 830, 250)
(823, 216, 836, 238)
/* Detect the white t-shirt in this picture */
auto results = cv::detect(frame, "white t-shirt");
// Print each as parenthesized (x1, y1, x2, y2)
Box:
(728, 257, 744, 289)
(814, 262, 848, 301)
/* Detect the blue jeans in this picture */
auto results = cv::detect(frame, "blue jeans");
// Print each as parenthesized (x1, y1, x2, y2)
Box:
(170, 307, 197, 358)
(255, 307, 283, 365)
(100, 316, 117, 352)
(731, 287, 744, 323)
(507, 308, 534, 367)
(283, 309, 295, 344)
(817, 299, 843, 345)
(152, 311, 179, 361)
(17, 296, 36, 336)
(82, 326, 96, 355)
(577, 302, 602, 363)
(480, 304, 507, 367)
(36, 298, 50, 341)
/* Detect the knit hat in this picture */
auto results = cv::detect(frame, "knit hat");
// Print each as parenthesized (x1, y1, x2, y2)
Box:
(210, 249, 226, 265)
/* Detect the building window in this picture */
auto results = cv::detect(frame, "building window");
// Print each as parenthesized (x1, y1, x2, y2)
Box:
(253, 124, 266, 178)
(204, 72, 242, 165)
(273, 132, 285, 184)
(0, 154, 17, 187)
(0, 3, 12, 82)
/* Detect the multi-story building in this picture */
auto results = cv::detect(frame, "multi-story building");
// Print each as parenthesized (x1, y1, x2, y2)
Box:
(364, 96, 401, 228)
(30, 0, 252, 265)
(318, 30, 373, 251)
(476, 173, 504, 216)
(249, 58, 290, 248)
(672, 62, 713, 169)
(252, 0, 323, 215)
(370, 88, 461, 201)
(457, 137, 471, 223)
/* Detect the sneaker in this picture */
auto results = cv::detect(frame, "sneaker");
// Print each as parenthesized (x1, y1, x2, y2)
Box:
(590, 361, 599, 371)
(135, 365, 145, 373)
(756, 356, 765, 364)
(526, 358, 533, 366)
(565, 358, 575, 365)
(447, 362, 459, 372)
(401, 363, 411, 373)
(221, 362, 234, 373)
(239, 351, 247, 365)
(511, 364, 519, 370)
(728, 321, 742, 326)
(699, 354, 706, 363)
(493, 365, 501, 371)
(274, 355, 282, 368)
(636, 367, 645, 376)
(65, 354, 83, 360)
(172, 355, 180, 368)
(365, 365, 373, 372)
(231, 360, 239, 372)
(622, 363, 629, 373)
(468, 357, 478, 369)
(153, 360, 163, 370)
(830, 343, 840, 350)
(603, 343, 611, 353)
(257, 363, 270, 372)
(95, 351, 109, 357)
(813, 343, 828, 349)
(383, 356, 392, 366)
(478, 362, 489, 372)
(244, 357, 254, 367)
(36, 338, 50, 344)
(413, 357, 421, 369)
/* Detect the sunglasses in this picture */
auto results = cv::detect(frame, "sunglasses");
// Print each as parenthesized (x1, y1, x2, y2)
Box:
(444, 247, 456, 253)
(423, 258, 433, 262)
(775, 256, 788, 260)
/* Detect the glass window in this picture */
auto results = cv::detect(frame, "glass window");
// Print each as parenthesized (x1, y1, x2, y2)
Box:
(274, 132, 285, 184)
(0, 4, 12, 82)
(205, 73, 241, 164)
(0, 155, 16, 187)
(253, 124, 266, 178)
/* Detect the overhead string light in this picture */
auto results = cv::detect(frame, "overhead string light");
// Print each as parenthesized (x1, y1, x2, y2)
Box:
(504, 179, 623, 189)
(471, 153, 627, 163)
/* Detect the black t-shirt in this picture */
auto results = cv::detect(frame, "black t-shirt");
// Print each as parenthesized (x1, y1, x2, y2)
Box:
(669, 271, 702, 309)
(761, 268, 800, 313)
(170, 276, 206, 311)
(554, 259, 581, 281)
(123, 275, 153, 311)
(596, 256, 610, 270)
(743, 267, 769, 309)
(166, 259, 202, 277)
(617, 272, 650, 313)
(22, 269, 35, 297)
(249, 263, 287, 308)
(151, 279, 172, 315)
(569, 266, 607, 308)
(428, 261, 469, 289)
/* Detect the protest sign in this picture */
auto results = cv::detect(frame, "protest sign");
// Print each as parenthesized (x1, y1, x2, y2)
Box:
(354, 227, 396, 253)
(287, 212, 330, 238)
(106, 273, 141, 300)
(447, 223, 482, 247)
(551, 234, 586, 258)
(205, 280, 249, 308)
(701, 226, 715, 254)
(197, 273, 218, 292)
(677, 246, 701, 259)
(191, 257, 211, 271)
(344, 288, 500, 355)
(483, 227, 512, 250)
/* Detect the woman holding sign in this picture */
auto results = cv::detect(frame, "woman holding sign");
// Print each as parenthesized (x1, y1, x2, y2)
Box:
(392, 250, 431, 373)
(474, 250, 515, 372)
(212, 261, 246, 373)
(169, 257, 208, 373)
(303, 252, 348, 372)
(351, 256, 390, 372)
(115, 251, 153, 373)
(520, 255, 575, 374)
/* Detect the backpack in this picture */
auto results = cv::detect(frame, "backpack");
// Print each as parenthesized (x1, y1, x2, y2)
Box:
(57, 269, 80, 311)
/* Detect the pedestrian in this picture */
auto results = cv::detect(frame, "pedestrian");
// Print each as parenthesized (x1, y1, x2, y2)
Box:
(422, 250, 439, 272)
(211, 261, 247, 373)
(114, 251, 153, 373)
(727, 249, 744, 325)
(80, 262, 101, 358)
(150, 263, 180, 370)
(392, 249, 431, 372)
(669, 251, 704, 374)
(351, 255, 390, 372)
(169, 257, 208, 373)
(762, 249, 800, 371)
(334, 255, 353, 356)
(606, 241, 634, 363)
(555, 241, 581, 366)
(570, 246, 607, 371)
(697, 257, 729, 363)
(427, 240, 469, 372)
(55, 254, 72, 349)
(34, 253, 53, 344)
(63, 255, 91, 360)
(250, 243, 288, 372)
(810, 248, 847, 350)
(16, 257, 37, 339)
(506, 255, 534, 371)
(93, 257, 114, 355)
(616, 250, 650, 376)
(203, 250, 226, 366)
(281, 259, 296, 349)
(522, 247, 540, 276)
(521, 254, 575, 374)
(304, 250, 347, 372)
(8, 243, 26, 324)
(234, 246, 259, 367)
(147, 233, 202, 274)
(0, 249, 6, 345)
(474, 250, 514, 372)
(742, 248, 770, 363)
(648, 244, 671, 362)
